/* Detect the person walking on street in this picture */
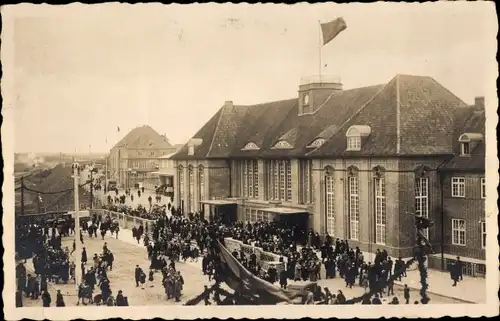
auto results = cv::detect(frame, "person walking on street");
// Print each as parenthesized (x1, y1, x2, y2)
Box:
(135, 265, 143, 287)
(42, 289, 51, 307)
(56, 290, 65, 307)
(148, 270, 155, 287)
(403, 284, 410, 304)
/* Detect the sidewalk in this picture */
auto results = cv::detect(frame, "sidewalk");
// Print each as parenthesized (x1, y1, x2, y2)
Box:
(393, 268, 485, 303)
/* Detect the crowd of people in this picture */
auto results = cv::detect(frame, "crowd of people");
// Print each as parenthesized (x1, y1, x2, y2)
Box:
(15, 178, 465, 307)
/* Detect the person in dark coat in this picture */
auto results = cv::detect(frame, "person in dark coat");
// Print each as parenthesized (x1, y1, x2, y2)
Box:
(56, 290, 65, 307)
(450, 262, 460, 286)
(81, 247, 88, 264)
(140, 270, 147, 289)
(279, 270, 288, 289)
(135, 265, 143, 287)
(42, 290, 51, 307)
(403, 284, 410, 304)
(115, 290, 126, 306)
(148, 270, 155, 287)
(16, 291, 23, 307)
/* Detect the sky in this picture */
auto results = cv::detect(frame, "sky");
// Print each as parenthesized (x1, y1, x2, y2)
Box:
(4, 2, 498, 153)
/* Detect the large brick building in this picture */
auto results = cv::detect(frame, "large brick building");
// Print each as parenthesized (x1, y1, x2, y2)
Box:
(108, 125, 176, 189)
(170, 74, 486, 273)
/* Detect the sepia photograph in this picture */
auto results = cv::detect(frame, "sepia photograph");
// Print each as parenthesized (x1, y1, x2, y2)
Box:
(1, 2, 498, 319)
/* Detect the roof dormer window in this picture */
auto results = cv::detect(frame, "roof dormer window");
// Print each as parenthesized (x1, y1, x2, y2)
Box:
(272, 140, 293, 149)
(242, 142, 260, 151)
(307, 138, 325, 148)
(346, 125, 371, 151)
(458, 133, 483, 156)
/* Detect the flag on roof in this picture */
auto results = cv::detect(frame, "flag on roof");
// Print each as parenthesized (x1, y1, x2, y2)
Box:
(320, 17, 347, 46)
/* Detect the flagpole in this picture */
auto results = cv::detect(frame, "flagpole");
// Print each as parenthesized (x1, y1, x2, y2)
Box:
(318, 20, 322, 84)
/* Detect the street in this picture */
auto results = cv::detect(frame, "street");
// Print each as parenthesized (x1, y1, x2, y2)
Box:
(21, 231, 209, 307)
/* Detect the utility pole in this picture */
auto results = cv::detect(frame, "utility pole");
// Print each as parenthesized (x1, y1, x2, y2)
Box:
(90, 166, 94, 209)
(72, 163, 82, 292)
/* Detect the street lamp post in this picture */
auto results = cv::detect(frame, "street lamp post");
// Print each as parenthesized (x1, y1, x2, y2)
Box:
(72, 163, 82, 292)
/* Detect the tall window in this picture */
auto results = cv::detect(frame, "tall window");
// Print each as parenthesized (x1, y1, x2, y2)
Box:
(415, 177, 429, 239)
(348, 170, 360, 240)
(279, 161, 286, 200)
(452, 219, 466, 246)
(451, 177, 465, 197)
(178, 165, 184, 208)
(374, 176, 387, 245)
(325, 171, 335, 235)
(198, 165, 205, 203)
(286, 161, 292, 201)
(266, 160, 292, 201)
(481, 177, 486, 199)
(300, 160, 312, 204)
(481, 221, 486, 249)
(253, 161, 259, 198)
(272, 161, 279, 200)
(243, 160, 259, 198)
(188, 166, 194, 213)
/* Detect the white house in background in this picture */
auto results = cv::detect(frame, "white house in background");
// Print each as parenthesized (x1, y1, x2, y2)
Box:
(152, 152, 177, 199)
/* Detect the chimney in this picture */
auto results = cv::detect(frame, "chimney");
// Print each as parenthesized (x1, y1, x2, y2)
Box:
(224, 101, 234, 108)
(474, 96, 485, 110)
(298, 75, 343, 116)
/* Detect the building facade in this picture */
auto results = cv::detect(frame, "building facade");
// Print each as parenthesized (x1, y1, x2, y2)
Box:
(432, 99, 486, 276)
(108, 125, 176, 189)
(170, 74, 487, 273)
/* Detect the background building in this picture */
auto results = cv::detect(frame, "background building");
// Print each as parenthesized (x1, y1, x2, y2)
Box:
(434, 97, 485, 276)
(171, 74, 487, 271)
(108, 125, 176, 189)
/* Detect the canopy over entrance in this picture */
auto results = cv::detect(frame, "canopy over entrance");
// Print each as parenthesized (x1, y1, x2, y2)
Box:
(200, 200, 237, 206)
(261, 207, 307, 215)
(200, 199, 238, 224)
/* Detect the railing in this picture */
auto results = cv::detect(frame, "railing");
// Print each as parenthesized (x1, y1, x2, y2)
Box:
(224, 238, 286, 273)
(89, 209, 155, 234)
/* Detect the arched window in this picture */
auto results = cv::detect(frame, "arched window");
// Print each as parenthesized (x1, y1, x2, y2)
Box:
(324, 166, 335, 236)
(347, 166, 359, 240)
(373, 166, 386, 245)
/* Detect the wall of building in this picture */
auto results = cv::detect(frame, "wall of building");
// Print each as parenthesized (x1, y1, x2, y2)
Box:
(441, 171, 485, 261)
(173, 159, 226, 214)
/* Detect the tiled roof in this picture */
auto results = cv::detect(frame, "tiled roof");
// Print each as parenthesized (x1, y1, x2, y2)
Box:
(309, 75, 469, 157)
(441, 108, 485, 171)
(113, 125, 174, 150)
(170, 108, 223, 160)
(173, 74, 471, 160)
